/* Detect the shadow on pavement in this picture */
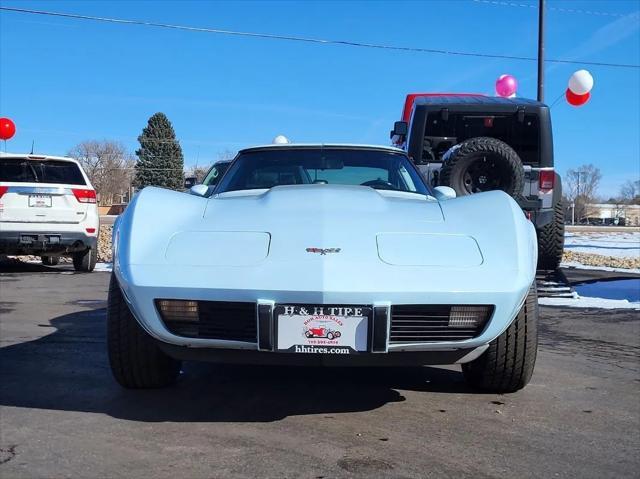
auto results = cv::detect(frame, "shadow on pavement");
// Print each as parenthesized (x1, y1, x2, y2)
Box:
(0, 258, 72, 273)
(0, 307, 477, 423)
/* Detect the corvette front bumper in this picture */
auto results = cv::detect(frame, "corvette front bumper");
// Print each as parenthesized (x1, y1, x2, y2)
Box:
(155, 343, 489, 366)
(114, 260, 531, 363)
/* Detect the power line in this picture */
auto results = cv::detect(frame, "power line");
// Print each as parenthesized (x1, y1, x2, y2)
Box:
(1, 6, 638, 69)
(472, 0, 632, 18)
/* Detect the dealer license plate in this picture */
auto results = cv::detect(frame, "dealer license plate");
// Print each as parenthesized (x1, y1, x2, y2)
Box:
(276, 305, 370, 354)
(28, 195, 52, 207)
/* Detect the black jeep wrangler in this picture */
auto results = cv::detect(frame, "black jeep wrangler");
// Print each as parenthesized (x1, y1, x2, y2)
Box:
(391, 94, 564, 269)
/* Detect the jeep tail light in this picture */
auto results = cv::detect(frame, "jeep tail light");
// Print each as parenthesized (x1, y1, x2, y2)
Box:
(539, 170, 555, 193)
(72, 188, 97, 203)
(0, 186, 8, 198)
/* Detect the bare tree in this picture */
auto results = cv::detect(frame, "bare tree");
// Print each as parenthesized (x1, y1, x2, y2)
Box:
(68, 141, 135, 205)
(565, 164, 602, 222)
(216, 149, 236, 161)
(619, 179, 640, 204)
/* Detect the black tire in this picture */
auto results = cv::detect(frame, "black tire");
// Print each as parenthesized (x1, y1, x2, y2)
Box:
(439, 137, 524, 197)
(72, 248, 97, 272)
(462, 285, 538, 393)
(41, 256, 59, 266)
(107, 274, 181, 388)
(537, 199, 565, 270)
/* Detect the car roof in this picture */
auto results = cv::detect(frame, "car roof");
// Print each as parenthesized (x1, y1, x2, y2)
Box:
(0, 152, 79, 163)
(238, 143, 406, 154)
(413, 95, 547, 108)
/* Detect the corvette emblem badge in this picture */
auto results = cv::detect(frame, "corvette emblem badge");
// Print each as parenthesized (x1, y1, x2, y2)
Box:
(306, 247, 341, 255)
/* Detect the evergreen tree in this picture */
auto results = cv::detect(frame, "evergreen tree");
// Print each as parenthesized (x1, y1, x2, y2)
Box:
(133, 112, 184, 190)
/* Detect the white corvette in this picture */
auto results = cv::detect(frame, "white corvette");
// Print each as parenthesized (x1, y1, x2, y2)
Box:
(109, 144, 538, 392)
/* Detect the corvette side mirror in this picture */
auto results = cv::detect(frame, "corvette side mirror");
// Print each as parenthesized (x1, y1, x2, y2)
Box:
(433, 186, 456, 201)
(189, 184, 209, 197)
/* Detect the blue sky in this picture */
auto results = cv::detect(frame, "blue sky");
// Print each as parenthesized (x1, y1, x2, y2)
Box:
(1, 0, 638, 197)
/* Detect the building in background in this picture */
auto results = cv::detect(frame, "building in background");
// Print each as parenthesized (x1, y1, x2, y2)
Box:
(583, 203, 640, 226)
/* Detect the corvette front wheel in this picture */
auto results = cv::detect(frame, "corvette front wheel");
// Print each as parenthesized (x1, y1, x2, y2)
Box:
(462, 284, 538, 393)
(107, 274, 181, 388)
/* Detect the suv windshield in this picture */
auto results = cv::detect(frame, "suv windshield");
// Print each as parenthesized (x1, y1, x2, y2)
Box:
(0, 158, 86, 185)
(215, 148, 429, 194)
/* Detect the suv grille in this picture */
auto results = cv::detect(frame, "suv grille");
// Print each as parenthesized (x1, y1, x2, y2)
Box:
(390, 305, 492, 343)
(156, 300, 256, 342)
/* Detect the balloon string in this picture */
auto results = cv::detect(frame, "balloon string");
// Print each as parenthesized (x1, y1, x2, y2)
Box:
(549, 91, 565, 108)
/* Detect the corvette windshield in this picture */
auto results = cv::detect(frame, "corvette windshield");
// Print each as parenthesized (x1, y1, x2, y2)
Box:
(216, 148, 429, 194)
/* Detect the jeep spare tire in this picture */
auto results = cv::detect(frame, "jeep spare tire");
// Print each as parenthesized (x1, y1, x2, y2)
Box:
(439, 137, 524, 197)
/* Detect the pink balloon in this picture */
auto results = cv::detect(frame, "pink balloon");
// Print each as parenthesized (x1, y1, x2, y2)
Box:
(495, 74, 518, 98)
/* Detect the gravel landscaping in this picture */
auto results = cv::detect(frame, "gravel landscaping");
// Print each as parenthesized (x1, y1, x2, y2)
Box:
(97, 225, 113, 262)
(562, 250, 640, 271)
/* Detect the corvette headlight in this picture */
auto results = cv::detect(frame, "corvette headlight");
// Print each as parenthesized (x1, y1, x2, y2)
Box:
(448, 306, 492, 329)
(157, 300, 199, 322)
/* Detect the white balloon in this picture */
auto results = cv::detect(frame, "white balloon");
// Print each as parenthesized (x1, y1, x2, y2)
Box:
(568, 70, 594, 95)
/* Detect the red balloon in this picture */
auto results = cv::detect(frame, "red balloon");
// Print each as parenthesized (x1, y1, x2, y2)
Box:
(566, 88, 590, 107)
(0, 117, 16, 140)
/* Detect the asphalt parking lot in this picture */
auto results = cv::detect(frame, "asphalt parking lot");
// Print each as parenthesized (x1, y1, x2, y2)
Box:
(1, 264, 639, 478)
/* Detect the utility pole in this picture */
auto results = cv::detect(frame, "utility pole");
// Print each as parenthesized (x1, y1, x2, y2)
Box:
(537, 0, 545, 102)
(576, 172, 581, 223)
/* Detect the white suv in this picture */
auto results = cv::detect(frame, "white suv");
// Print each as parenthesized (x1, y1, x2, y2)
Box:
(0, 153, 99, 272)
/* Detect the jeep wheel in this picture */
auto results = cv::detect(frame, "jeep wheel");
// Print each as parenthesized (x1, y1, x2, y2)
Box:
(107, 274, 181, 388)
(72, 248, 97, 272)
(462, 284, 538, 393)
(537, 199, 565, 270)
(41, 256, 60, 266)
(439, 137, 524, 197)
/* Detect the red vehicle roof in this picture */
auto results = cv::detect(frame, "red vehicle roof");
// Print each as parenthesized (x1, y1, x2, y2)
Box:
(401, 93, 485, 122)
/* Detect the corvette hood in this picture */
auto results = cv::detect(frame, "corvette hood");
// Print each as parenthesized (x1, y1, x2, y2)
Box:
(116, 186, 536, 349)
(174, 185, 445, 266)
(204, 184, 443, 227)
(118, 185, 532, 275)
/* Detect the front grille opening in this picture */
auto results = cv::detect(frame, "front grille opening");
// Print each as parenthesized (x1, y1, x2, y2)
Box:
(390, 305, 493, 343)
(156, 299, 256, 342)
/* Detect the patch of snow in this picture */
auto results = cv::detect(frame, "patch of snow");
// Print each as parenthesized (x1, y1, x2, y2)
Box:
(539, 295, 640, 310)
(564, 231, 640, 259)
(94, 262, 113, 272)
